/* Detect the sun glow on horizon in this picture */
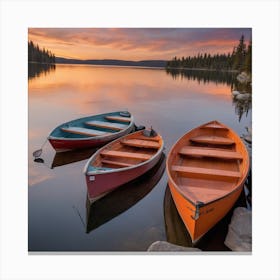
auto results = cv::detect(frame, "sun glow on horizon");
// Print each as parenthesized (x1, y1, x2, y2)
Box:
(28, 28, 251, 61)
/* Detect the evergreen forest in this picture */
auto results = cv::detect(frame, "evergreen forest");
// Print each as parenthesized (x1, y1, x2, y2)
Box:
(28, 40, 55, 64)
(166, 35, 251, 73)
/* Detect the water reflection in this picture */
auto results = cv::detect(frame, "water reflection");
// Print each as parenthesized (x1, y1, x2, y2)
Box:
(51, 147, 98, 169)
(28, 62, 56, 80)
(28, 64, 252, 251)
(165, 68, 252, 122)
(165, 68, 236, 86)
(163, 186, 193, 247)
(164, 185, 249, 251)
(232, 94, 252, 122)
(86, 154, 166, 233)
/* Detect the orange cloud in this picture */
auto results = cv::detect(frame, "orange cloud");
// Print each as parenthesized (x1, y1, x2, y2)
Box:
(28, 28, 251, 61)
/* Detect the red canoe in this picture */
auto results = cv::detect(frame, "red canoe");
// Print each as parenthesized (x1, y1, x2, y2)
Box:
(48, 111, 135, 152)
(84, 129, 164, 203)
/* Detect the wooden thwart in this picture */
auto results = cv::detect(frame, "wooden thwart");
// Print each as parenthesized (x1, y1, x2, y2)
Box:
(100, 150, 151, 161)
(190, 135, 235, 145)
(85, 120, 127, 131)
(101, 159, 134, 167)
(172, 165, 241, 180)
(121, 139, 160, 149)
(105, 116, 131, 123)
(179, 146, 243, 160)
(61, 127, 109, 137)
(134, 135, 161, 142)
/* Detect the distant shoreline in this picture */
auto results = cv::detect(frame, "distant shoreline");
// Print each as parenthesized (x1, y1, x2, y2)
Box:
(54, 57, 167, 68)
(28, 60, 239, 72)
(56, 63, 166, 70)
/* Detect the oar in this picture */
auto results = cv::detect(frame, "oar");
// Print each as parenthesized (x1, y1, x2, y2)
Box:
(72, 205, 86, 228)
(32, 138, 48, 158)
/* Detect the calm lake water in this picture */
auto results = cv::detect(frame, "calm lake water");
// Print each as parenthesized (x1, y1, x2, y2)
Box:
(28, 64, 251, 252)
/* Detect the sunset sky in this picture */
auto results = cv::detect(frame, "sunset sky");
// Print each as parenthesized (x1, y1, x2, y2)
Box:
(28, 28, 251, 61)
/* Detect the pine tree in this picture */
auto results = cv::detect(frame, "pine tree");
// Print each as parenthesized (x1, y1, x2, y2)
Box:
(244, 40, 252, 74)
(232, 35, 246, 70)
(28, 40, 55, 64)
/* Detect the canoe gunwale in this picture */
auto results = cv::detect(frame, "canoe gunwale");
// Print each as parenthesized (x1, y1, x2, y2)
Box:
(84, 130, 164, 176)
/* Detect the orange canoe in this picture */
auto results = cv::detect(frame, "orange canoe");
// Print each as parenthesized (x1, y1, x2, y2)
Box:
(166, 120, 250, 243)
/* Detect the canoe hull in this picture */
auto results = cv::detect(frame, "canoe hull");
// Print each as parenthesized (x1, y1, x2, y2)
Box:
(166, 120, 250, 243)
(85, 150, 162, 202)
(168, 178, 244, 243)
(47, 111, 134, 152)
(84, 129, 164, 202)
(49, 131, 130, 152)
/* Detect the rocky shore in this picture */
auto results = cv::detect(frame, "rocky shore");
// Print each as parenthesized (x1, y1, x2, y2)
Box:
(147, 207, 252, 252)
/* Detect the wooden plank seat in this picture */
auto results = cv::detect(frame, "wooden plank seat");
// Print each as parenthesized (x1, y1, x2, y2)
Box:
(85, 120, 128, 131)
(101, 159, 134, 168)
(190, 135, 235, 145)
(105, 116, 131, 123)
(172, 165, 241, 180)
(100, 150, 151, 161)
(134, 135, 161, 142)
(179, 146, 243, 160)
(61, 126, 110, 137)
(201, 123, 229, 130)
(121, 139, 160, 149)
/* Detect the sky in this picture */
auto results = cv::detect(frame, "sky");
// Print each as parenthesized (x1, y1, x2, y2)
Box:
(28, 28, 251, 61)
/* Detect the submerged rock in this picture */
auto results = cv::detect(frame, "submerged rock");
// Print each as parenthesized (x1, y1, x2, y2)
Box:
(147, 241, 201, 252)
(232, 90, 240, 96)
(235, 93, 251, 101)
(224, 207, 252, 251)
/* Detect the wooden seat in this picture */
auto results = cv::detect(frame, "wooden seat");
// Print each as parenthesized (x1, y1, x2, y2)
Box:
(201, 123, 228, 130)
(121, 139, 160, 149)
(101, 159, 134, 167)
(105, 116, 131, 123)
(133, 135, 161, 142)
(61, 127, 109, 137)
(172, 165, 241, 180)
(179, 146, 243, 160)
(190, 135, 235, 145)
(100, 150, 151, 161)
(85, 120, 127, 131)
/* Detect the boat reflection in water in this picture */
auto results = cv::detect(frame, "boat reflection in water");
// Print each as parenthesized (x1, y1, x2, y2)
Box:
(86, 154, 166, 233)
(51, 147, 98, 169)
(164, 184, 249, 251)
(164, 186, 193, 247)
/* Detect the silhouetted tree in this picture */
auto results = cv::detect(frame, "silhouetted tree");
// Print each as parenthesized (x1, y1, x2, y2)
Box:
(28, 40, 55, 64)
(232, 35, 246, 70)
(244, 40, 252, 74)
(166, 35, 251, 73)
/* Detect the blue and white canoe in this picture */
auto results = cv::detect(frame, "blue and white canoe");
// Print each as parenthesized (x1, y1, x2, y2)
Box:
(48, 111, 134, 152)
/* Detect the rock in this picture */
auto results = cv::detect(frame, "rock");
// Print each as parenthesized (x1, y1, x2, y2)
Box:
(224, 207, 252, 251)
(147, 241, 201, 252)
(232, 90, 240, 96)
(237, 72, 251, 84)
(235, 93, 251, 100)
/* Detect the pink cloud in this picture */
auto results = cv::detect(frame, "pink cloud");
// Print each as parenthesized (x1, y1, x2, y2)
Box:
(28, 28, 251, 60)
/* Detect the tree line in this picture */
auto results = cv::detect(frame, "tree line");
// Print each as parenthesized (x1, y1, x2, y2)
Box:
(166, 35, 251, 73)
(28, 40, 55, 64)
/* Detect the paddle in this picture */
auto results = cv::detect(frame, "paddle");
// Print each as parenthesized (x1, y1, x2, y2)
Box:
(32, 138, 48, 158)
